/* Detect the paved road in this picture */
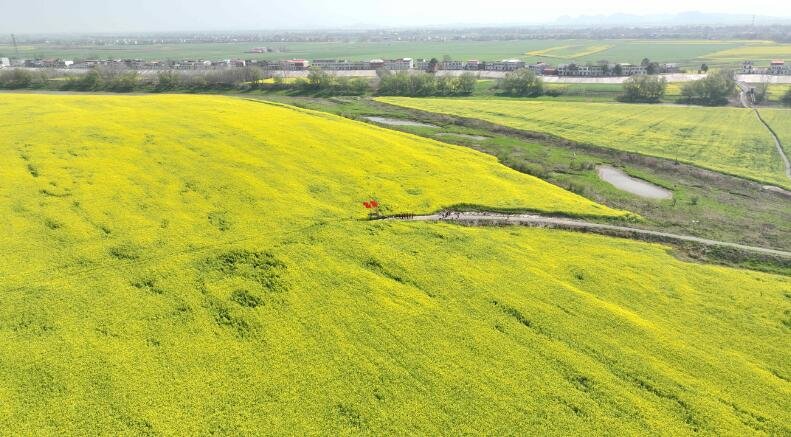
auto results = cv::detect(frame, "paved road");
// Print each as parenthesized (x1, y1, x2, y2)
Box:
(394, 212, 791, 258)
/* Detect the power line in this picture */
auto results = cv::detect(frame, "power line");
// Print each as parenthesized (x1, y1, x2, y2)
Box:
(10, 34, 20, 58)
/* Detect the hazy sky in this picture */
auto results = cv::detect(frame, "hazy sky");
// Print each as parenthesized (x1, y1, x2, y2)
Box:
(4, 0, 791, 33)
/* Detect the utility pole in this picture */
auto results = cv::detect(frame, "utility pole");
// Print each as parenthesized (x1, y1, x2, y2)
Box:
(11, 34, 20, 58)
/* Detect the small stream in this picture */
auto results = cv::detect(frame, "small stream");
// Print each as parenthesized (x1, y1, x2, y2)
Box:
(596, 165, 672, 200)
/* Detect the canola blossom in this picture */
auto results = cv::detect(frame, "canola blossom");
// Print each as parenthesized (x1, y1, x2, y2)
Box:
(0, 93, 788, 434)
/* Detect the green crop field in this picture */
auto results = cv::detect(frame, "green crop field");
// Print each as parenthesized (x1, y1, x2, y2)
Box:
(759, 108, 791, 157)
(704, 43, 791, 62)
(0, 40, 569, 62)
(766, 84, 791, 104)
(376, 97, 790, 188)
(0, 93, 789, 434)
(527, 43, 615, 59)
(0, 39, 761, 67)
(534, 82, 689, 103)
(542, 82, 624, 100)
(531, 40, 747, 67)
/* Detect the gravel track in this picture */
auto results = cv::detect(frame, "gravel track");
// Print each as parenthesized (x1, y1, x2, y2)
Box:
(393, 212, 791, 258)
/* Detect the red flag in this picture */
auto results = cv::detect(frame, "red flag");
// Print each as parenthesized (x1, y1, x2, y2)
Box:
(363, 201, 372, 208)
(370, 200, 379, 208)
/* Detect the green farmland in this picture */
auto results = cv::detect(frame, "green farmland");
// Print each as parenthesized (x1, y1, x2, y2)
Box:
(704, 43, 791, 63)
(0, 39, 765, 68)
(0, 93, 789, 434)
(766, 84, 791, 104)
(758, 108, 791, 157)
(377, 97, 790, 188)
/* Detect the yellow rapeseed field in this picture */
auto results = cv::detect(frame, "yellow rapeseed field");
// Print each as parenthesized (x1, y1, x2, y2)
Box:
(376, 97, 790, 188)
(0, 93, 788, 434)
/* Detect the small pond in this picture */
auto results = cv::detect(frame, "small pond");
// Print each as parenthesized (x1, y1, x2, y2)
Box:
(435, 133, 489, 141)
(363, 116, 438, 128)
(596, 165, 672, 200)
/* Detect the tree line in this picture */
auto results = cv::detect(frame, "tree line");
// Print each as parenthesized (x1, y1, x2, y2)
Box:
(0, 67, 475, 97)
(492, 68, 747, 106)
(0, 67, 269, 92)
(376, 70, 477, 96)
(2, 66, 784, 107)
(679, 71, 737, 105)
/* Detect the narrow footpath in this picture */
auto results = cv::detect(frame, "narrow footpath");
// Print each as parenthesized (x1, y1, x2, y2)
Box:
(754, 109, 791, 179)
(737, 82, 791, 179)
(393, 212, 791, 258)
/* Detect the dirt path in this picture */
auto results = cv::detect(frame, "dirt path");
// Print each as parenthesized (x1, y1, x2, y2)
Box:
(737, 82, 791, 180)
(754, 109, 791, 180)
(737, 82, 752, 108)
(393, 212, 791, 258)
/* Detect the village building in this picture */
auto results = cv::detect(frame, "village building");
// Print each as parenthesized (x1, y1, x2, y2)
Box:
(618, 64, 647, 76)
(369, 59, 386, 70)
(225, 59, 246, 68)
(528, 62, 549, 74)
(441, 60, 465, 70)
(465, 60, 481, 70)
(557, 64, 604, 76)
(742, 60, 789, 75)
(383, 58, 414, 70)
(312, 59, 372, 70)
(413, 59, 431, 71)
(769, 60, 790, 75)
(283, 59, 310, 70)
(484, 59, 525, 71)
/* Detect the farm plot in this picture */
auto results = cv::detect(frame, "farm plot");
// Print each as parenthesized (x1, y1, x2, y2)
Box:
(376, 97, 788, 188)
(601, 40, 746, 65)
(526, 40, 748, 66)
(766, 84, 791, 104)
(0, 93, 788, 434)
(704, 43, 791, 62)
(759, 108, 791, 161)
(526, 44, 614, 59)
(0, 39, 755, 67)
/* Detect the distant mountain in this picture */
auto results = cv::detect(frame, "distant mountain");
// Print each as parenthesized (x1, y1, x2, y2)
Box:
(554, 11, 791, 26)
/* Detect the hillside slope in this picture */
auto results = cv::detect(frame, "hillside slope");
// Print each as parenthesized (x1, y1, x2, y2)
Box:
(0, 94, 788, 434)
(376, 97, 789, 188)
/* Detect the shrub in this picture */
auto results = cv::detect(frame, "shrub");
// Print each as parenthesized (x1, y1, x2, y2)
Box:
(752, 83, 768, 104)
(497, 69, 543, 97)
(620, 75, 667, 103)
(377, 71, 476, 97)
(154, 70, 181, 92)
(781, 88, 791, 107)
(0, 69, 33, 89)
(680, 71, 736, 106)
(105, 71, 139, 92)
(62, 69, 101, 91)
